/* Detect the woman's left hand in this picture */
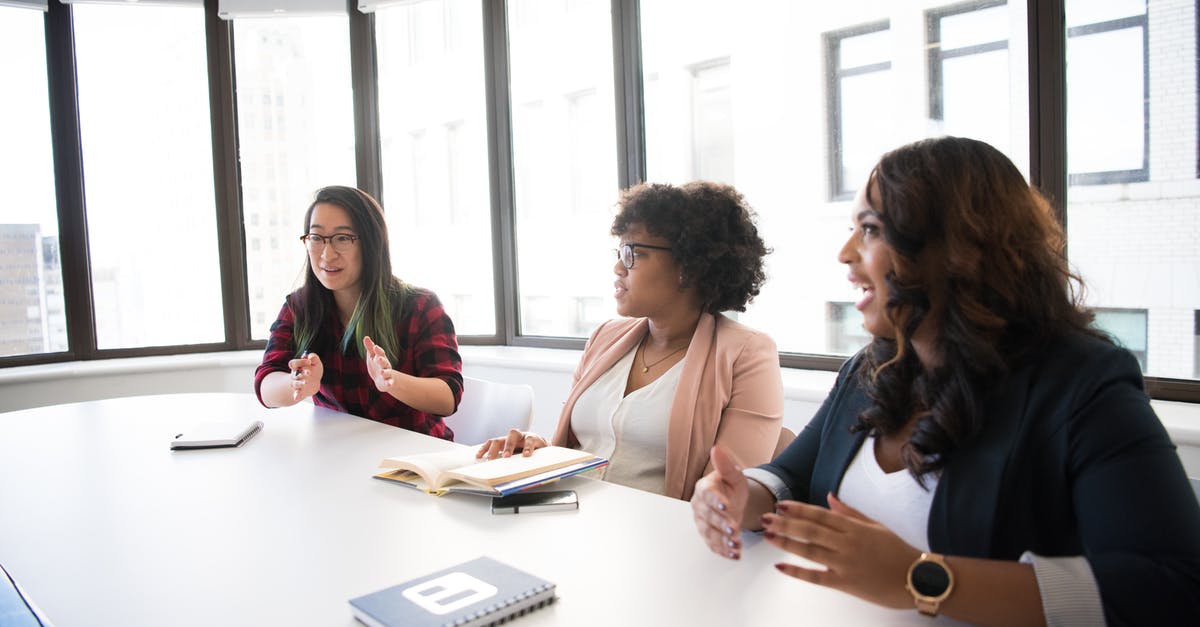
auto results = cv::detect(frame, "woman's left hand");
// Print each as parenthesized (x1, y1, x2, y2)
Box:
(363, 336, 397, 393)
(761, 492, 921, 609)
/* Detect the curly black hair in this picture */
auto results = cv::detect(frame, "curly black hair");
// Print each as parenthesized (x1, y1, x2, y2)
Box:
(611, 181, 770, 314)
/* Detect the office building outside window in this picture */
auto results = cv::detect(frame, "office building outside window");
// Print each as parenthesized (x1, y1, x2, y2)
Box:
(826, 22, 894, 201)
(233, 15, 357, 341)
(641, 1, 1030, 360)
(1066, 0, 1149, 185)
(73, 3, 224, 349)
(377, 0, 496, 336)
(0, 7, 65, 358)
(509, 0, 618, 338)
(1066, 0, 1199, 381)
(927, 0, 1027, 175)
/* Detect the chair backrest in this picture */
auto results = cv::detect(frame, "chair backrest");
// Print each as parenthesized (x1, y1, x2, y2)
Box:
(443, 376, 535, 446)
(774, 426, 797, 458)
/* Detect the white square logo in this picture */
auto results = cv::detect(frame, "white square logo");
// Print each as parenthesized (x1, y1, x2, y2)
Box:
(402, 571, 498, 615)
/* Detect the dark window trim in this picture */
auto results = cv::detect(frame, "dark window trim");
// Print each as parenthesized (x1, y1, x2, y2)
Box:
(3, 0, 1198, 403)
(825, 20, 891, 202)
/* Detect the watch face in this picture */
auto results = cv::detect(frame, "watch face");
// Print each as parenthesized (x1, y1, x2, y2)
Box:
(911, 561, 951, 597)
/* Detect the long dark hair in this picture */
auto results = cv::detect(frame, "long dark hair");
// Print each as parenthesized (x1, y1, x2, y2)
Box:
(855, 137, 1104, 480)
(291, 186, 407, 359)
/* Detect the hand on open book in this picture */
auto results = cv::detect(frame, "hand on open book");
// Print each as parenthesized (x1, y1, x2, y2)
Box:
(476, 429, 549, 460)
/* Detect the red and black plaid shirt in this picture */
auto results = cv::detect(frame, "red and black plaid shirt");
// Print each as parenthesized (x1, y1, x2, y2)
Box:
(254, 286, 463, 439)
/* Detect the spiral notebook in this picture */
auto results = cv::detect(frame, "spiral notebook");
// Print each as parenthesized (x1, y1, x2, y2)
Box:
(349, 556, 555, 627)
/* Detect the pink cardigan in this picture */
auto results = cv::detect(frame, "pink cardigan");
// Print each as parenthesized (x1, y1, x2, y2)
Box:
(551, 313, 783, 501)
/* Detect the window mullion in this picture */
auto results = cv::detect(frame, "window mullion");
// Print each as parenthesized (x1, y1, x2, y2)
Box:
(45, 0, 96, 361)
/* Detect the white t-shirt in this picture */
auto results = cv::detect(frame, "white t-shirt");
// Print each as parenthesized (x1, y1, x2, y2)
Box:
(570, 346, 682, 495)
(836, 434, 938, 552)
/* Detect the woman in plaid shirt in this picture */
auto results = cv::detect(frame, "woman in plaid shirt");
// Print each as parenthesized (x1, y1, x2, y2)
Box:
(255, 186, 463, 439)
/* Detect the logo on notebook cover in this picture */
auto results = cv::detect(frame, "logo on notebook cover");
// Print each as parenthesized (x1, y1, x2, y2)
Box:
(402, 571, 498, 615)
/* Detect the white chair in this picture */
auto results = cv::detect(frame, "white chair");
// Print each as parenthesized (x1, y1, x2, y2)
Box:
(443, 376, 535, 446)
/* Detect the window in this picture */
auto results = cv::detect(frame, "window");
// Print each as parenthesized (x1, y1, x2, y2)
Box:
(509, 0, 617, 338)
(1066, 0, 1148, 184)
(826, 302, 870, 356)
(73, 3, 224, 349)
(641, 1, 1031, 360)
(826, 22, 893, 200)
(233, 15, 356, 341)
(377, 0, 496, 336)
(1066, 0, 1198, 381)
(1093, 308, 1149, 371)
(928, 0, 1027, 174)
(690, 60, 734, 184)
(0, 6, 65, 358)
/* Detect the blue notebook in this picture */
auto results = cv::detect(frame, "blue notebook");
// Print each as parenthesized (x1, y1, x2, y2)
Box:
(349, 556, 556, 627)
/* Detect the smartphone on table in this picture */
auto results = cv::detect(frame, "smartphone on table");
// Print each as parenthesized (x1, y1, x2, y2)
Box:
(491, 489, 578, 514)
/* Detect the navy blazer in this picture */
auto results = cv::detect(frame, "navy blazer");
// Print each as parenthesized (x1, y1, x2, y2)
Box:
(764, 332, 1200, 625)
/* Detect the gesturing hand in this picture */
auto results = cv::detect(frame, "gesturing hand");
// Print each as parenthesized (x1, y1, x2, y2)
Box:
(761, 492, 920, 609)
(363, 336, 396, 393)
(476, 429, 549, 459)
(288, 352, 323, 402)
(691, 445, 749, 560)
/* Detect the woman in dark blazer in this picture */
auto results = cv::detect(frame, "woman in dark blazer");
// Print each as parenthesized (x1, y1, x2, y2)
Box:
(691, 136, 1200, 625)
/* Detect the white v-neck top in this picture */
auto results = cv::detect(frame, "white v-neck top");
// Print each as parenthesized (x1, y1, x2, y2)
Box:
(836, 435, 939, 552)
(570, 346, 682, 496)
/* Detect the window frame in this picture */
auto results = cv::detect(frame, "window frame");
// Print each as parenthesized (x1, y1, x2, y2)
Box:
(3, 0, 1197, 403)
(926, 0, 1010, 128)
(824, 20, 891, 202)
(1065, 9, 1150, 186)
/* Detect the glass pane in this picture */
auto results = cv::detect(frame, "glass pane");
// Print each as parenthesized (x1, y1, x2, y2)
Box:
(509, 0, 618, 338)
(1065, 0, 1145, 27)
(941, 49, 1013, 157)
(0, 7, 66, 357)
(1066, 26, 1145, 175)
(377, 0, 496, 336)
(1066, 0, 1198, 381)
(940, 4, 1009, 49)
(642, 0, 1030, 357)
(233, 16, 356, 340)
(73, 4, 223, 349)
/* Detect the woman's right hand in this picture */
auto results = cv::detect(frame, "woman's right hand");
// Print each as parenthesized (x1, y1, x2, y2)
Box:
(288, 353, 323, 402)
(691, 445, 750, 560)
(476, 429, 549, 460)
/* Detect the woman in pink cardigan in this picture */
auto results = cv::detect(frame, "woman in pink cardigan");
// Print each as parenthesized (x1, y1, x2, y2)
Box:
(478, 181, 783, 501)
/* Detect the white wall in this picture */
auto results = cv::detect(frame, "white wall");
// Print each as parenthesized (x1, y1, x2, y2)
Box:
(1, 346, 1197, 479)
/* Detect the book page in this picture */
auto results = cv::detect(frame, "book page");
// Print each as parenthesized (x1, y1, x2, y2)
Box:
(443, 446, 596, 487)
(378, 448, 479, 488)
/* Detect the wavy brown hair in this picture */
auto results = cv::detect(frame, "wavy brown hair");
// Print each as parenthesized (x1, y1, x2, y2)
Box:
(855, 136, 1105, 481)
(611, 181, 769, 314)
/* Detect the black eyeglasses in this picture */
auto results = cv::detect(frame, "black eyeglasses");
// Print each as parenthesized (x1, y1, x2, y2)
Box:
(613, 242, 671, 269)
(300, 233, 359, 252)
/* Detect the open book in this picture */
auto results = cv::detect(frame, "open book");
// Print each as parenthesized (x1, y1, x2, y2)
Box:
(373, 446, 607, 497)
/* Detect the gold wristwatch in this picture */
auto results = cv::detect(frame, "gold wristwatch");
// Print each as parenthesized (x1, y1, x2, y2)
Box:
(905, 552, 955, 616)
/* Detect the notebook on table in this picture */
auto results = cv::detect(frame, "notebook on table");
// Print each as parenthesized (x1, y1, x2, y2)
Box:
(349, 556, 555, 627)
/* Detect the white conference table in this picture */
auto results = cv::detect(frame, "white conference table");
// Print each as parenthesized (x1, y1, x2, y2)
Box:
(0, 393, 937, 626)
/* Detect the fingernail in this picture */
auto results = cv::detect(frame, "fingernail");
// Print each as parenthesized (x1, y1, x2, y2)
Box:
(776, 502, 790, 513)
(728, 551, 739, 560)
(723, 525, 734, 536)
(716, 502, 727, 511)
(760, 514, 771, 527)
(774, 563, 786, 572)
(763, 531, 776, 540)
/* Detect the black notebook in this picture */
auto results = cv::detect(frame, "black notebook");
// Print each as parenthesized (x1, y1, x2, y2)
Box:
(349, 556, 555, 627)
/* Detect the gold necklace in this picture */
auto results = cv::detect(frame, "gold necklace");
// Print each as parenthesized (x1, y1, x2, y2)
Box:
(640, 337, 687, 373)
